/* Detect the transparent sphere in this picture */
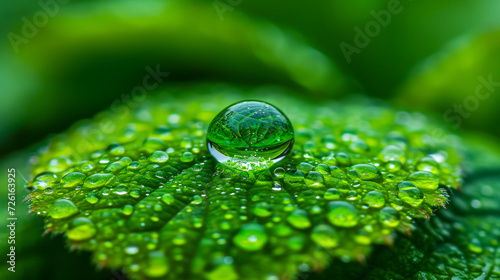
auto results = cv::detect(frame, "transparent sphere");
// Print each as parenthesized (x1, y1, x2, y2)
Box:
(207, 100, 294, 170)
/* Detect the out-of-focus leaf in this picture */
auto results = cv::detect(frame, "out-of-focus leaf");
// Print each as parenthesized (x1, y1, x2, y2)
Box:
(396, 31, 500, 139)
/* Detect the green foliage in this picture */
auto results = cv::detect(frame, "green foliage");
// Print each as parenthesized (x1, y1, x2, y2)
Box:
(26, 85, 462, 279)
(309, 166, 500, 279)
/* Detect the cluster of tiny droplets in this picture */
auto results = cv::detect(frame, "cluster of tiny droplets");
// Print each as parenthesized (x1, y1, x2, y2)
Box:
(27, 89, 462, 279)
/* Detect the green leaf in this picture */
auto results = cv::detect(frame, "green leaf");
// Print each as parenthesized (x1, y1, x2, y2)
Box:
(27, 85, 461, 279)
(312, 176, 500, 280)
(396, 30, 500, 138)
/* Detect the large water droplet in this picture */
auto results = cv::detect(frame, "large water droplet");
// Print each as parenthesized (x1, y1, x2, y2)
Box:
(207, 101, 294, 171)
(49, 199, 79, 219)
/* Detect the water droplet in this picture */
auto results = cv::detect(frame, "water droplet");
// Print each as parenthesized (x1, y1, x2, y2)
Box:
(192, 195, 203, 204)
(144, 251, 168, 277)
(335, 153, 351, 166)
(379, 207, 400, 227)
(311, 224, 338, 248)
(416, 156, 440, 174)
(61, 172, 86, 188)
(128, 161, 140, 170)
(273, 167, 285, 177)
(386, 160, 402, 172)
(305, 171, 325, 187)
(468, 238, 483, 253)
(125, 244, 139, 255)
(121, 204, 134, 215)
(78, 161, 96, 172)
(85, 192, 99, 204)
(161, 193, 175, 204)
(298, 162, 314, 173)
(180, 152, 194, 163)
(83, 173, 114, 189)
(363, 191, 385, 208)
(267, 180, 280, 191)
(107, 143, 125, 156)
(48, 156, 72, 173)
(397, 181, 424, 207)
(378, 145, 406, 163)
(287, 209, 311, 229)
(314, 164, 330, 175)
(148, 151, 169, 163)
(407, 171, 439, 190)
(192, 163, 203, 171)
(288, 236, 306, 251)
(233, 223, 268, 251)
(113, 184, 129, 195)
(32, 172, 59, 189)
(67, 217, 96, 241)
(48, 199, 79, 219)
(207, 101, 294, 171)
(253, 202, 272, 217)
(348, 164, 380, 181)
(327, 201, 359, 227)
(324, 188, 342, 200)
(130, 190, 141, 199)
(284, 170, 305, 185)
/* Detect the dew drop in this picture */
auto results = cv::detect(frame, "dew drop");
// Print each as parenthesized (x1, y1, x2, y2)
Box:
(233, 223, 268, 251)
(207, 101, 294, 171)
(83, 173, 114, 189)
(161, 193, 175, 204)
(379, 207, 400, 227)
(148, 151, 169, 163)
(61, 172, 86, 188)
(48, 199, 79, 219)
(286, 209, 311, 229)
(125, 244, 139, 255)
(397, 181, 424, 207)
(348, 164, 381, 181)
(85, 192, 99, 204)
(32, 172, 59, 189)
(327, 201, 359, 227)
(144, 251, 168, 277)
(324, 188, 342, 200)
(305, 171, 325, 187)
(362, 191, 385, 208)
(67, 217, 96, 241)
(406, 171, 439, 190)
(180, 152, 194, 163)
(121, 204, 134, 215)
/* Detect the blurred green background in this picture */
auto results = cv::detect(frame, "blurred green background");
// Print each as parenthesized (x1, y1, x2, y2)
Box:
(1, 0, 500, 279)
